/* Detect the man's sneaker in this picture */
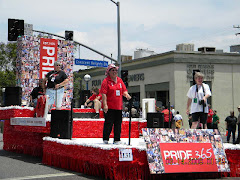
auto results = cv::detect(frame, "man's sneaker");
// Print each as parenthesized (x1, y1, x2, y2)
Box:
(233, 139, 240, 144)
(113, 141, 126, 145)
(103, 140, 108, 144)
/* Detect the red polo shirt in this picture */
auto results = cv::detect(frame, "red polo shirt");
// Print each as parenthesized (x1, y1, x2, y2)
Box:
(89, 93, 102, 101)
(100, 76, 127, 110)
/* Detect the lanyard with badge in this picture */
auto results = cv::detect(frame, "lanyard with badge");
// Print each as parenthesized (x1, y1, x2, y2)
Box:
(193, 84, 205, 104)
(114, 81, 122, 97)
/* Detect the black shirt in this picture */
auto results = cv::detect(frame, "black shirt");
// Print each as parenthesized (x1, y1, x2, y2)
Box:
(46, 70, 67, 88)
(30, 87, 44, 99)
(225, 116, 237, 128)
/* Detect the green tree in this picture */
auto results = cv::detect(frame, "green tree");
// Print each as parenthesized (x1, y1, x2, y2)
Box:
(0, 70, 16, 87)
(0, 42, 17, 105)
(0, 42, 17, 71)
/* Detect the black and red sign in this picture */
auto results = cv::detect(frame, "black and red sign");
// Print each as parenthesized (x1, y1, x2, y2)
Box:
(143, 128, 230, 174)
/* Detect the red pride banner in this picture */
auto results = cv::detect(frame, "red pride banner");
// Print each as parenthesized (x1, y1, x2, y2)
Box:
(39, 38, 58, 79)
(142, 128, 230, 174)
(160, 143, 218, 173)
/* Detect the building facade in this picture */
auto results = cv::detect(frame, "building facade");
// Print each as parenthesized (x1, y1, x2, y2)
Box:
(77, 50, 240, 129)
(230, 45, 240, 53)
(134, 48, 155, 59)
(176, 43, 194, 52)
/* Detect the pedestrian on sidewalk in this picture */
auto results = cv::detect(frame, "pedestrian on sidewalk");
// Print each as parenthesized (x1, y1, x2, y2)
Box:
(207, 105, 214, 129)
(225, 111, 237, 144)
(174, 111, 183, 129)
(234, 106, 240, 144)
(212, 110, 219, 129)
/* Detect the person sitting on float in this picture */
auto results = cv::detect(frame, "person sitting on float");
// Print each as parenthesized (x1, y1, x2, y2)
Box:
(84, 86, 102, 118)
(30, 79, 45, 108)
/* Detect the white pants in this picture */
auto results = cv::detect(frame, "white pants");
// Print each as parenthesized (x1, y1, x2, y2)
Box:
(46, 88, 64, 108)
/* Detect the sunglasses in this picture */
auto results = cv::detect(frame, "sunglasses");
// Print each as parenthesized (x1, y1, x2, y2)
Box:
(110, 69, 118, 72)
(55, 65, 61, 66)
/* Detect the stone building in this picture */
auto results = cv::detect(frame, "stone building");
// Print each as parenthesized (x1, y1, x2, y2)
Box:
(77, 49, 240, 129)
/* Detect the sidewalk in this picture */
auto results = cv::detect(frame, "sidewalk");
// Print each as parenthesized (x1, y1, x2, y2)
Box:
(0, 132, 3, 149)
(0, 132, 2, 140)
(0, 120, 3, 150)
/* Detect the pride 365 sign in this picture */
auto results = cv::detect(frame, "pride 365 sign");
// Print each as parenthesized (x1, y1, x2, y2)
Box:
(142, 128, 230, 174)
(40, 38, 58, 79)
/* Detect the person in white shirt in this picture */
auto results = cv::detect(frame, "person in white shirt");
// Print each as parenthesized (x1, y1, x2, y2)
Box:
(186, 72, 211, 129)
(170, 105, 176, 117)
(174, 111, 183, 129)
(170, 105, 176, 127)
(122, 107, 129, 117)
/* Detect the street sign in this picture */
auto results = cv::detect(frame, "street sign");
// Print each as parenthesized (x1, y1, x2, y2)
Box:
(75, 59, 108, 67)
(24, 23, 33, 36)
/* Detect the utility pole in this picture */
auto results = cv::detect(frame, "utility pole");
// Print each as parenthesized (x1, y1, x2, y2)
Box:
(110, 0, 121, 76)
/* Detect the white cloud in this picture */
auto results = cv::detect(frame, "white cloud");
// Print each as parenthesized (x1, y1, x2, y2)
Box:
(1, 0, 240, 58)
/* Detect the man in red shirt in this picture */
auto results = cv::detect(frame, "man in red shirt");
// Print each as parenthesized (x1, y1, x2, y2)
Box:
(207, 105, 214, 129)
(161, 106, 172, 128)
(100, 64, 131, 145)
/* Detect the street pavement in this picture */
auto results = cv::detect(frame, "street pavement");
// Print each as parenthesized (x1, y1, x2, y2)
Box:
(0, 132, 237, 180)
(0, 133, 100, 180)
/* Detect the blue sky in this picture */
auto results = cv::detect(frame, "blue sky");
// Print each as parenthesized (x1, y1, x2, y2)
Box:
(1, 0, 240, 63)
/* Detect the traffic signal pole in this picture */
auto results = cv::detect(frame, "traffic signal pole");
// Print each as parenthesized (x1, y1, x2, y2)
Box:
(32, 29, 117, 63)
(121, 70, 128, 87)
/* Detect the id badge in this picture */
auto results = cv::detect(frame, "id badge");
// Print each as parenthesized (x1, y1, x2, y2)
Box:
(116, 90, 120, 96)
(193, 98, 197, 103)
